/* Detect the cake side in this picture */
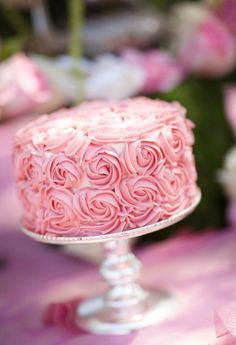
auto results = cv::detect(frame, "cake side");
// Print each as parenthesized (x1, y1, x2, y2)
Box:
(13, 97, 198, 236)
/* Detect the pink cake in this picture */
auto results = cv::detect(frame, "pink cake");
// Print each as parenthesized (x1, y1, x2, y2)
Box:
(13, 97, 198, 237)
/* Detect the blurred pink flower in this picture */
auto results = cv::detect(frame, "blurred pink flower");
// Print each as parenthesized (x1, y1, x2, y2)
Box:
(226, 201, 236, 227)
(218, 146, 236, 226)
(224, 84, 236, 136)
(0, 53, 75, 120)
(219, 147, 236, 200)
(170, 3, 236, 77)
(44, 297, 85, 332)
(122, 48, 185, 93)
(220, 86, 236, 226)
(206, 0, 236, 37)
(0, 54, 51, 120)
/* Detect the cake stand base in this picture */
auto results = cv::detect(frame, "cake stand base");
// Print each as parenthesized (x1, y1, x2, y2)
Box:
(77, 289, 175, 335)
(75, 239, 177, 335)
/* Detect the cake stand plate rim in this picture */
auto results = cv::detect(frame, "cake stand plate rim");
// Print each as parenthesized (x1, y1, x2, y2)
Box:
(20, 189, 201, 245)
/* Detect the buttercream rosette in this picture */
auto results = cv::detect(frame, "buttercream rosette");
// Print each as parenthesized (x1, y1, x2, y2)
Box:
(13, 97, 198, 237)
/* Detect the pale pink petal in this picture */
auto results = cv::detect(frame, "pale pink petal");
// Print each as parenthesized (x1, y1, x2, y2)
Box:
(122, 48, 185, 93)
(224, 85, 236, 137)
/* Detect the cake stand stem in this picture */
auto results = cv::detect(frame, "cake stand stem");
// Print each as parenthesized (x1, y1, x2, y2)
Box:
(77, 239, 175, 334)
(100, 239, 146, 310)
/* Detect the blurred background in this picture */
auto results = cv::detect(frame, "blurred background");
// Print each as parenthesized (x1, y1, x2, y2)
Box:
(1, 0, 236, 241)
(2, 3, 236, 343)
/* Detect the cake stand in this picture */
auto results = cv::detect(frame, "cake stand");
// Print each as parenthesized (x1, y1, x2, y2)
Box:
(21, 190, 201, 335)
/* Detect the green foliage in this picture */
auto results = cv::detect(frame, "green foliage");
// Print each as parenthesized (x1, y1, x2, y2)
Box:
(0, 6, 29, 36)
(140, 78, 234, 244)
(68, 0, 85, 101)
(0, 4, 30, 60)
(150, 0, 199, 9)
(68, 0, 84, 59)
(159, 78, 234, 229)
(140, 78, 233, 245)
(0, 36, 26, 60)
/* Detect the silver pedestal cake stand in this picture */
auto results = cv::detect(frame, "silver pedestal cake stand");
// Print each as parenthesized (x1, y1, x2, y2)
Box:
(21, 190, 201, 335)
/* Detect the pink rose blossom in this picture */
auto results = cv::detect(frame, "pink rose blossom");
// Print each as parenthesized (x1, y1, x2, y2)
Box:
(41, 188, 78, 235)
(224, 84, 236, 137)
(17, 181, 39, 230)
(154, 163, 197, 216)
(0, 54, 51, 119)
(206, 0, 236, 37)
(122, 48, 185, 93)
(170, 3, 236, 77)
(122, 140, 164, 175)
(74, 189, 125, 235)
(13, 147, 44, 190)
(116, 176, 164, 228)
(84, 145, 123, 189)
(156, 123, 194, 167)
(0, 53, 76, 120)
(45, 155, 81, 188)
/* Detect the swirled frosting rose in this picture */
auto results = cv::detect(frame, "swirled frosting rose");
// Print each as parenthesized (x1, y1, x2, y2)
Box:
(13, 97, 198, 236)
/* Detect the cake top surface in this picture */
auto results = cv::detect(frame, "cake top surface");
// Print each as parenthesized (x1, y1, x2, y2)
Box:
(14, 97, 194, 148)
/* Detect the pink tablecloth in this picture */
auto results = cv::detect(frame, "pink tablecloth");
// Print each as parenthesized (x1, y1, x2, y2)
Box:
(1, 117, 236, 345)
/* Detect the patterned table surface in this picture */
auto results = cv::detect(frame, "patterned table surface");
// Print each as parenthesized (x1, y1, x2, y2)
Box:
(1, 116, 236, 345)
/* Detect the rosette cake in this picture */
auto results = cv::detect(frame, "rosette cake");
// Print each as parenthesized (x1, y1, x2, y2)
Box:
(13, 97, 198, 236)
